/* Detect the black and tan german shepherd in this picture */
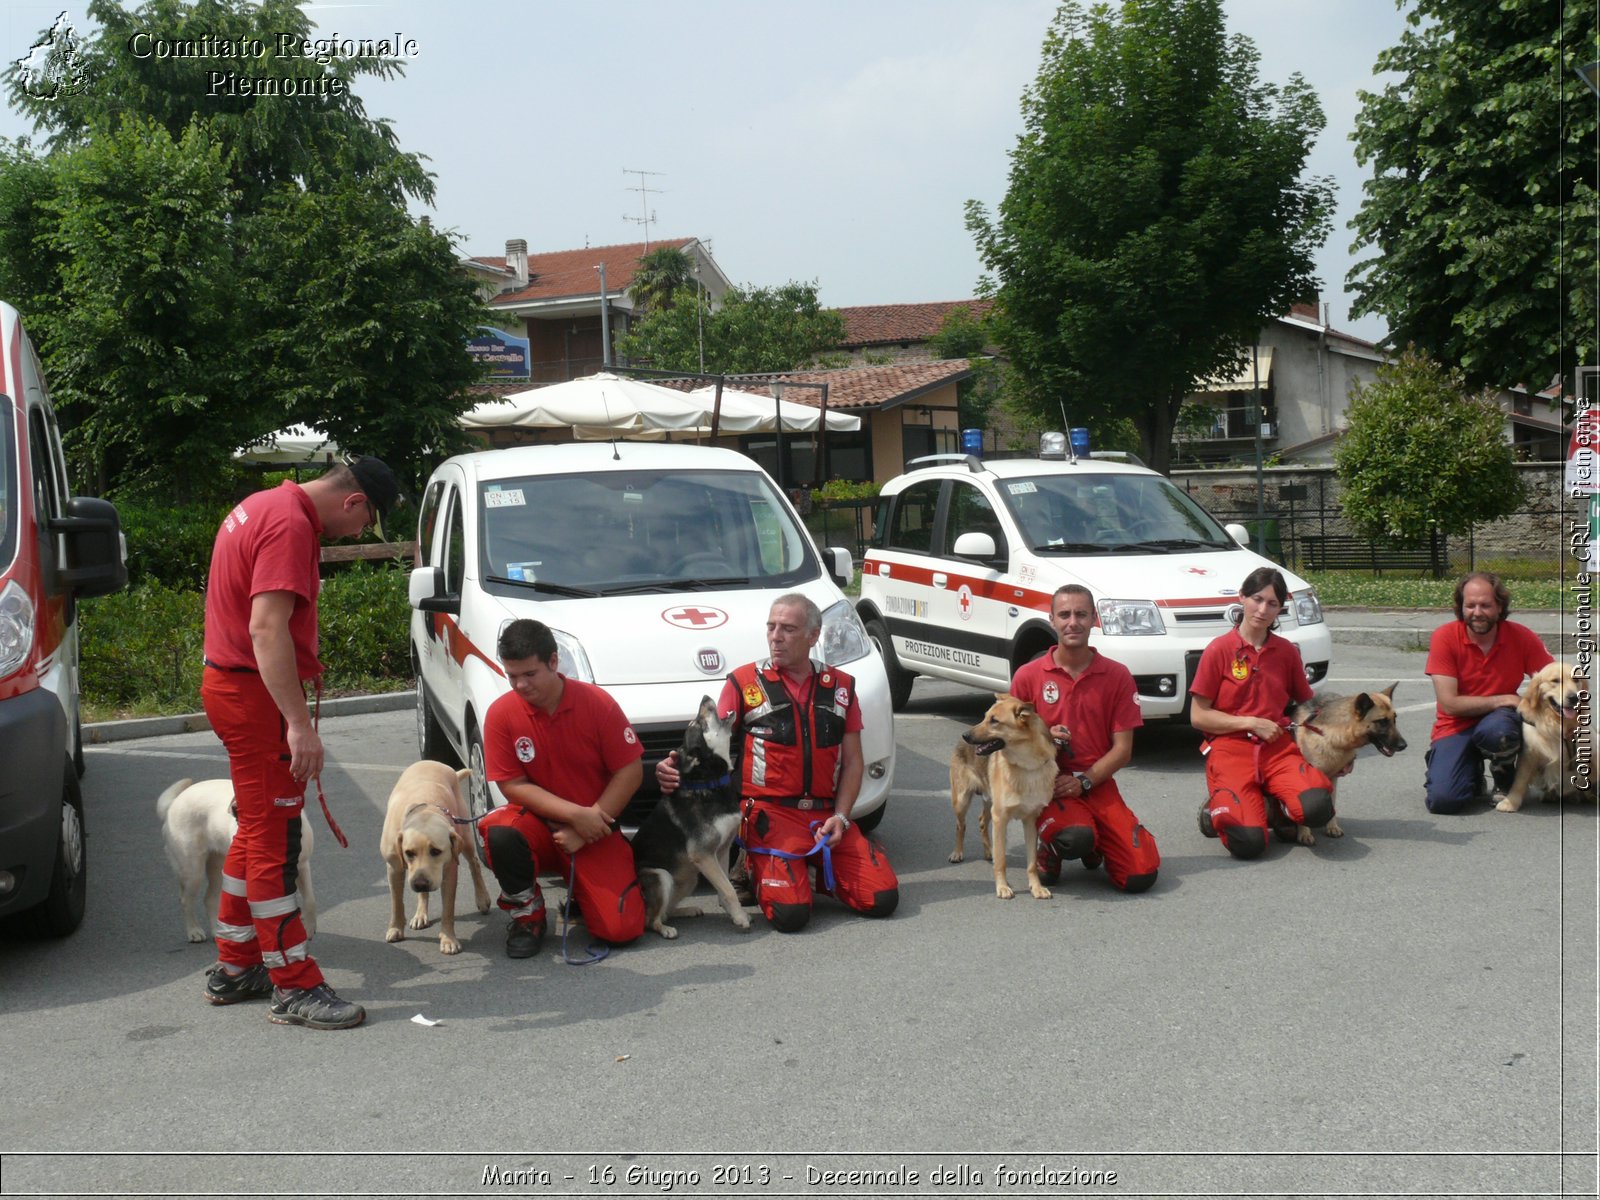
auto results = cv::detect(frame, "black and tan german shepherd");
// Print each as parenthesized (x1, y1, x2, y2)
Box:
(631, 696, 751, 939)
(1285, 683, 1408, 844)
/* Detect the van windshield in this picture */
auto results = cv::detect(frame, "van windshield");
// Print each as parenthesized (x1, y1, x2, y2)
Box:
(476, 467, 816, 594)
(997, 471, 1233, 552)
(0, 397, 15, 573)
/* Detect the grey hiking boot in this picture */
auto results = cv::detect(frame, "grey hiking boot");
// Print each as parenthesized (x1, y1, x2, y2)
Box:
(204, 963, 273, 1005)
(267, 984, 365, 1030)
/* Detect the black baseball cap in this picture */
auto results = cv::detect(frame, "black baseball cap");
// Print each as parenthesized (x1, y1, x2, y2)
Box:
(344, 454, 403, 519)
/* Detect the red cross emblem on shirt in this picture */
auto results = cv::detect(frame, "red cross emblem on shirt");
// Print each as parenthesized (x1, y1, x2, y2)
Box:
(663, 605, 728, 629)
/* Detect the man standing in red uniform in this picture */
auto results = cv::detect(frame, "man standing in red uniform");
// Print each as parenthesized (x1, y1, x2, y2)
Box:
(659, 594, 898, 932)
(1009, 584, 1158, 892)
(1191, 567, 1333, 860)
(201, 454, 399, 1029)
(477, 619, 646, 958)
(1423, 572, 1553, 812)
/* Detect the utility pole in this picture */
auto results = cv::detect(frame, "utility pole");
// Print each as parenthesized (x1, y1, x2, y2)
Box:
(597, 263, 612, 368)
(621, 168, 665, 251)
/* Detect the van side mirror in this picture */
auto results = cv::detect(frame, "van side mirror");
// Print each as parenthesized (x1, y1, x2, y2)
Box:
(824, 547, 853, 590)
(51, 496, 127, 598)
(409, 566, 459, 615)
(1225, 523, 1250, 547)
(952, 531, 999, 562)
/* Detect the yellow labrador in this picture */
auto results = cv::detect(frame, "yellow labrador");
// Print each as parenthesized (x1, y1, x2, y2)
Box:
(382, 762, 491, 955)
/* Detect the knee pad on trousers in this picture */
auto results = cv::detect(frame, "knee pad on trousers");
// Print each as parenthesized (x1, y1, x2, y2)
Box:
(861, 887, 898, 919)
(766, 901, 811, 933)
(1297, 788, 1334, 829)
(1222, 825, 1266, 860)
(485, 826, 535, 892)
(1119, 870, 1157, 894)
(1051, 825, 1097, 860)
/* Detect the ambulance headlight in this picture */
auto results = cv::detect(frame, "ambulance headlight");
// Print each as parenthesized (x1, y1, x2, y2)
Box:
(0, 579, 35, 677)
(1096, 599, 1165, 636)
(1293, 589, 1325, 626)
(548, 627, 595, 683)
(819, 598, 872, 665)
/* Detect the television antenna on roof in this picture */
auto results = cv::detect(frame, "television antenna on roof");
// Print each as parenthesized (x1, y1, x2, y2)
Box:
(622, 167, 665, 251)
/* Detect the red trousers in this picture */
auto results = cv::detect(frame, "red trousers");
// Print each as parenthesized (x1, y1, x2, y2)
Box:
(740, 801, 899, 931)
(1203, 734, 1333, 847)
(1036, 779, 1159, 890)
(202, 668, 321, 992)
(477, 804, 645, 945)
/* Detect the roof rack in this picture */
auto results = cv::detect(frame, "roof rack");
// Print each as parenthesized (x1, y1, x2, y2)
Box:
(905, 453, 985, 474)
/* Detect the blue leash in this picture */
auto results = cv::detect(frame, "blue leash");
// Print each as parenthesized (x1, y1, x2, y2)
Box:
(738, 821, 836, 893)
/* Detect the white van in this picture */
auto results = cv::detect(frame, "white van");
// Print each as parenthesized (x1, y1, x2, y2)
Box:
(408, 443, 896, 828)
(0, 301, 126, 936)
(858, 444, 1332, 718)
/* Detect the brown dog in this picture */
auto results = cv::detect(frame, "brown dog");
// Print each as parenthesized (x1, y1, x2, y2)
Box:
(1287, 683, 1407, 844)
(1497, 661, 1588, 812)
(382, 761, 492, 955)
(949, 694, 1058, 900)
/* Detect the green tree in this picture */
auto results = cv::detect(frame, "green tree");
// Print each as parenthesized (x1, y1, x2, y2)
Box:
(6, 0, 430, 208)
(620, 281, 846, 374)
(1348, 0, 1597, 393)
(1333, 350, 1524, 541)
(966, 0, 1333, 474)
(0, 0, 484, 500)
(924, 304, 999, 431)
(629, 246, 696, 313)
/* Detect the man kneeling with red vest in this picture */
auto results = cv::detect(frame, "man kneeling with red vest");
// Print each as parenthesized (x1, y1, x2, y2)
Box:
(657, 594, 898, 932)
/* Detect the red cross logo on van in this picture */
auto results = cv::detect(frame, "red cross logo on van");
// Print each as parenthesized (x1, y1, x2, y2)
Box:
(663, 605, 728, 629)
(957, 585, 974, 620)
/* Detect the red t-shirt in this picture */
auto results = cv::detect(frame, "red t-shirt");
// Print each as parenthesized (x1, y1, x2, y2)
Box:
(716, 663, 865, 733)
(484, 677, 642, 804)
(1425, 619, 1553, 740)
(1010, 648, 1142, 773)
(202, 481, 323, 679)
(1190, 628, 1313, 730)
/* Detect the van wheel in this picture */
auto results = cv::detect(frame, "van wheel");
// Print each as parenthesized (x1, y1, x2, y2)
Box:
(865, 619, 914, 711)
(14, 766, 87, 937)
(466, 724, 497, 822)
(415, 676, 460, 765)
(855, 801, 886, 834)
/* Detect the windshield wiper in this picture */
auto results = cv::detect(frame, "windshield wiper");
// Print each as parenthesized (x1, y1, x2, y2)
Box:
(1136, 538, 1226, 551)
(597, 575, 751, 596)
(1029, 541, 1110, 554)
(485, 574, 598, 598)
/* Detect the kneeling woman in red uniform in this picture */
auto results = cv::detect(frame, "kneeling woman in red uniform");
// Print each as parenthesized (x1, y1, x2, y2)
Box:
(1190, 567, 1333, 860)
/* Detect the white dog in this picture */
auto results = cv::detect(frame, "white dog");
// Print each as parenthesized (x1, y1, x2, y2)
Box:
(155, 778, 316, 943)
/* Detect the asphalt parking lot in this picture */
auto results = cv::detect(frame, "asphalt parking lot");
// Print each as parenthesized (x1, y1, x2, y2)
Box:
(2, 631, 1595, 1199)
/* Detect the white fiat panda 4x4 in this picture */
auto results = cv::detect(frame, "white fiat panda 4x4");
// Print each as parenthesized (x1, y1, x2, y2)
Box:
(409, 442, 896, 828)
(858, 442, 1332, 717)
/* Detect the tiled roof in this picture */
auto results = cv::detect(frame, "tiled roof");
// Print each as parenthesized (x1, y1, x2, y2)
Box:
(471, 238, 698, 306)
(835, 300, 993, 347)
(702, 359, 974, 411)
(1282, 302, 1377, 350)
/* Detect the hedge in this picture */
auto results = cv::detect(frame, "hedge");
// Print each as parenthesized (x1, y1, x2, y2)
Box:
(80, 564, 413, 716)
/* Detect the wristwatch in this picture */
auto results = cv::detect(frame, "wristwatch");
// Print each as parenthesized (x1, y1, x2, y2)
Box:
(1075, 773, 1093, 795)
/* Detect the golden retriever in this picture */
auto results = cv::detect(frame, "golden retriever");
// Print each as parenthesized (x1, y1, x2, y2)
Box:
(1287, 683, 1408, 844)
(382, 761, 492, 955)
(949, 694, 1058, 900)
(1497, 661, 1589, 812)
(156, 778, 315, 943)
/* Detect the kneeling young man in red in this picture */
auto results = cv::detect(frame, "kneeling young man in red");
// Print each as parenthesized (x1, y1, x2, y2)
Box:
(658, 594, 898, 932)
(1010, 584, 1158, 891)
(477, 619, 646, 957)
(1191, 567, 1334, 860)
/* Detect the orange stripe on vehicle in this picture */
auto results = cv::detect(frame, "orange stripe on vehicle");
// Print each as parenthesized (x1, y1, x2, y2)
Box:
(439, 613, 504, 677)
(865, 557, 1240, 613)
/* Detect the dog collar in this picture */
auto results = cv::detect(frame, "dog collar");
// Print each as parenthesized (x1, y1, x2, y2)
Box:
(685, 773, 733, 789)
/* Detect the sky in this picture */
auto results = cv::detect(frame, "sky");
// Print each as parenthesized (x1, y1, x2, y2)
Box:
(1, 0, 1410, 342)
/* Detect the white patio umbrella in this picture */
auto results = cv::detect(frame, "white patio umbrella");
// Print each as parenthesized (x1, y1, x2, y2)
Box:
(460, 372, 709, 434)
(234, 424, 341, 463)
(687, 385, 861, 432)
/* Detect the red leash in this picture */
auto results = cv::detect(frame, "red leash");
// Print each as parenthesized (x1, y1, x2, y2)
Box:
(309, 678, 348, 849)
